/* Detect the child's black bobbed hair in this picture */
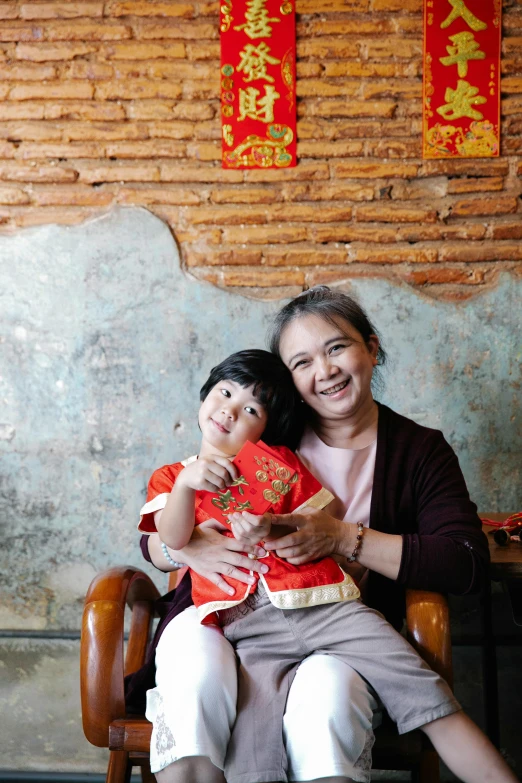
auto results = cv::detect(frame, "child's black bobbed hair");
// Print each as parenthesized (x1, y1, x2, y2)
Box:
(199, 349, 304, 450)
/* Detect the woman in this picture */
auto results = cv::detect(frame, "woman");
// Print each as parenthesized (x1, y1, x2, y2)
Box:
(129, 286, 491, 783)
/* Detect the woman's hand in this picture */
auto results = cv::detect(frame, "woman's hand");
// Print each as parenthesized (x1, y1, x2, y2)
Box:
(263, 507, 347, 565)
(229, 510, 272, 548)
(179, 520, 269, 596)
(177, 455, 238, 493)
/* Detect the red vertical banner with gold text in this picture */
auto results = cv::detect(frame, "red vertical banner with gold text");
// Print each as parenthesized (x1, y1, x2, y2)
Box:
(220, 0, 296, 169)
(423, 0, 501, 158)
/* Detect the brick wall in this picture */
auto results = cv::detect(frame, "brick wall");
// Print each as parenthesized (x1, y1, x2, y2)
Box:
(0, 0, 521, 299)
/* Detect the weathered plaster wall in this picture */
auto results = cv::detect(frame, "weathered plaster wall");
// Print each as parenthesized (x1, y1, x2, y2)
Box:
(0, 207, 521, 772)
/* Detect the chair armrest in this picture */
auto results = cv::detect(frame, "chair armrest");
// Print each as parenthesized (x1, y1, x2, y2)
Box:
(405, 589, 453, 688)
(81, 566, 160, 747)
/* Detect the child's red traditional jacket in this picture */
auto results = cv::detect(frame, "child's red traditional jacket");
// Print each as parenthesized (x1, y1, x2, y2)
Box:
(139, 445, 360, 625)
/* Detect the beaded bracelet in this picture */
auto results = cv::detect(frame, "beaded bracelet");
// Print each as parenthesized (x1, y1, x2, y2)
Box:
(160, 541, 186, 570)
(347, 521, 365, 563)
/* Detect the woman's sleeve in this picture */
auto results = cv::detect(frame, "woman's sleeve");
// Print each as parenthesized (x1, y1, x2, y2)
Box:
(397, 431, 490, 595)
(140, 534, 153, 563)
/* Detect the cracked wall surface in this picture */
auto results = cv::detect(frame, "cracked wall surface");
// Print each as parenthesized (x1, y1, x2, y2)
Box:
(0, 207, 521, 771)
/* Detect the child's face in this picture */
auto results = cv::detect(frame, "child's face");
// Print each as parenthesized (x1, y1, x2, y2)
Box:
(198, 379, 268, 457)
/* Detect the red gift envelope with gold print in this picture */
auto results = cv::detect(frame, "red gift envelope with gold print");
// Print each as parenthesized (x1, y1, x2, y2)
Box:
(198, 439, 322, 524)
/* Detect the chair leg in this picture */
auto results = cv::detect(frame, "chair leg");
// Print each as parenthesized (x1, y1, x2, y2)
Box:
(107, 750, 132, 783)
(141, 762, 156, 783)
(412, 748, 440, 783)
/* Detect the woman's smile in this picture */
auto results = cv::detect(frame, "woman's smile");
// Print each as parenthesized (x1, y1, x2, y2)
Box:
(320, 379, 350, 397)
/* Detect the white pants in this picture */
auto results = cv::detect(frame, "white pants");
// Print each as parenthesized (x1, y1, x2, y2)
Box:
(146, 606, 380, 781)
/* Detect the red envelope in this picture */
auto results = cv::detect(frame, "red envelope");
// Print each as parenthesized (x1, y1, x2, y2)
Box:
(198, 439, 300, 524)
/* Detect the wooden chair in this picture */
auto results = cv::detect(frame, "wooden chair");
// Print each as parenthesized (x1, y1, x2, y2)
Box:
(81, 566, 452, 783)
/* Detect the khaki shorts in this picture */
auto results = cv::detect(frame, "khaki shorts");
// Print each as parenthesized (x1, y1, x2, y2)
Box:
(222, 588, 460, 783)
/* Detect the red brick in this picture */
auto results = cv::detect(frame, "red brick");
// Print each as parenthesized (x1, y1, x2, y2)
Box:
(0, 122, 63, 141)
(396, 224, 487, 242)
(297, 39, 359, 59)
(0, 85, 10, 100)
(185, 249, 263, 267)
(451, 196, 518, 218)
(0, 64, 57, 80)
(45, 101, 126, 120)
(31, 185, 115, 206)
(0, 186, 30, 204)
(210, 188, 279, 205)
(355, 204, 437, 223)
(363, 39, 422, 59)
(11, 206, 105, 227)
(297, 141, 364, 158)
(323, 62, 402, 78)
(391, 178, 447, 201)
(370, 0, 421, 10)
(353, 247, 437, 264)
(0, 102, 45, 120)
(402, 268, 486, 286)
(265, 204, 353, 223)
(502, 37, 522, 55)
(9, 82, 94, 101)
(161, 163, 243, 183)
(420, 159, 509, 177)
(20, 3, 104, 19)
(438, 243, 522, 263)
(45, 21, 132, 40)
(145, 62, 214, 80)
(185, 205, 268, 226)
(107, 1, 194, 16)
(447, 177, 504, 195)
(15, 42, 98, 60)
(222, 269, 305, 288)
(136, 21, 217, 39)
(95, 80, 182, 100)
(365, 138, 421, 158)
(186, 142, 221, 162)
(296, 0, 368, 11)
(148, 121, 195, 140)
(282, 183, 374, 202)
(182, 80, 219, 100)
(312, 225, 397, 243)
(186, 42, 219, 60)
(62, 122, 148, 141)
(244, 162, 329, 183)
(117, 186, 201, 205)
(362, 80, 421, 100)
(16, 142, 101, 159)
(264, 248, 347, 266)
(127, 101, 215, 121)
(0, 3, 19, 19)
(76, 162, 160, 182)
(333, 161, 418, 179)
(0, 163, 78, 182)
(488, 222, 522, 240)
(300, 18, 393, 36)
(103, 41, 185, 58)
(0, 25, 45, 42)
(303, 100, 396, 119)
(60, 61, 113, 79)
(222, 226, 309, 244)
(106, 140, 186, 158)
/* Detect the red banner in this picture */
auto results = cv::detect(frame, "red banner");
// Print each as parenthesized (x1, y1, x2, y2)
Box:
(423, 0, 501, 158)
(220, 0, 296, 169)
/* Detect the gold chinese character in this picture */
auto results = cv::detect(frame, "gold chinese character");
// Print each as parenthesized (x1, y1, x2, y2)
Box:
(211, 489, 235, 512)
(237, 41, 281, 83)
(238, 85, 280, 123)
(234, 0, 280, 39)
(230, 475, 249, 495)
(440, 31, 485, 77)
(436, 79, 487, 121)
(441, 0, 487, 32)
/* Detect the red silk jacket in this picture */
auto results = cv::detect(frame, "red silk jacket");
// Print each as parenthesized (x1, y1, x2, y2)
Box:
(139, 445, 359, 625)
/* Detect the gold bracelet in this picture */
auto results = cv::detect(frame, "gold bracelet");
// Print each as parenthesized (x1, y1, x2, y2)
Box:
(348, 521, 365, 562)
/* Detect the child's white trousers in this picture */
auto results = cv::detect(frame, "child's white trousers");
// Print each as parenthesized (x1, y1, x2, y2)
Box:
(146, 605, 380, 782)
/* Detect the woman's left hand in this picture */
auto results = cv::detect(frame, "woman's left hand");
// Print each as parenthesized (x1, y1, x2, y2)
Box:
(264, 507, 346, 565)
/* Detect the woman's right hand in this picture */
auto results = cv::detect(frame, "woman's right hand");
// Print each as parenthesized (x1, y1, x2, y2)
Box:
(179, 520, 269, 597)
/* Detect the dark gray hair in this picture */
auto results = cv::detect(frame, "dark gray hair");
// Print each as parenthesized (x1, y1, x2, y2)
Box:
(268, 285, 387, 374)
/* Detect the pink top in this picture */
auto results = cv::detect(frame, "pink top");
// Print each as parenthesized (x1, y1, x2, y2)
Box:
(297, 426, 377, 588)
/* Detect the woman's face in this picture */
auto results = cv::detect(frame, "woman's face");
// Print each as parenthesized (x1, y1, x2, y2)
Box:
(279, 314, 379, 423)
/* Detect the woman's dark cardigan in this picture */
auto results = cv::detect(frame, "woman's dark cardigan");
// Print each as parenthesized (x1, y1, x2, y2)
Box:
(125, 403, 490, 713)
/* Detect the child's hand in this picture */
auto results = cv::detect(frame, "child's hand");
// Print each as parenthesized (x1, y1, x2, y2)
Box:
(229, 510, 272, 548)
(178, 455, 238, 493)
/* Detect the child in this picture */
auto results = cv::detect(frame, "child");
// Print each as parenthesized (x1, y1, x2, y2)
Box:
(140, 349, 517, 783)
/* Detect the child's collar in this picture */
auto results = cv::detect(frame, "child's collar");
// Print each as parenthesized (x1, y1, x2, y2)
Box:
(181, 455, 198, 467)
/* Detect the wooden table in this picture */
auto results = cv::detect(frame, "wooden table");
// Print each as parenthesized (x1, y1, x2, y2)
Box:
(480, 513, 522, 747)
